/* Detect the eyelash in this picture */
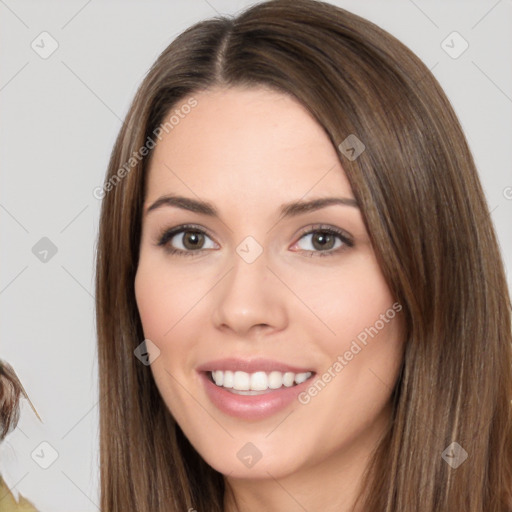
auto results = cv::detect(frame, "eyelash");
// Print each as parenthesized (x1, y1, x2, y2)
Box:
(155, 223, 354, 258)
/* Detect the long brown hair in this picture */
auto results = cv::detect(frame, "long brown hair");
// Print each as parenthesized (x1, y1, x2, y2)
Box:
(95, 0, 512, 510)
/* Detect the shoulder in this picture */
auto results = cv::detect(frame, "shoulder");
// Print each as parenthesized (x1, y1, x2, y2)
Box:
(0, 474, 39, 512)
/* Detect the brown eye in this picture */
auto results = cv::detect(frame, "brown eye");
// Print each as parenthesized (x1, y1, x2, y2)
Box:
(310, 231, 337, 251)
(293, 226, 354, 257)
(157, 225, 217, 256)
(181, 231, 205, 250)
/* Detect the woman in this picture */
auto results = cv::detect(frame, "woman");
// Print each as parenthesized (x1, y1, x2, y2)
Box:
(95, 0, 512, 510)
(0, 360, 40, 512)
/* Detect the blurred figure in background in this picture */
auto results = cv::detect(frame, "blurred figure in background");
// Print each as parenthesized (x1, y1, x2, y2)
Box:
(0, 360, 40, 512)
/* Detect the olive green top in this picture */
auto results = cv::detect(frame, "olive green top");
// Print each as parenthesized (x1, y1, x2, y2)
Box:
(0, 475, 38, 512)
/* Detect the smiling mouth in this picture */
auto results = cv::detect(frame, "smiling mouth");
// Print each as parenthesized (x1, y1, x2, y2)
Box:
(206, 369, 315, 395)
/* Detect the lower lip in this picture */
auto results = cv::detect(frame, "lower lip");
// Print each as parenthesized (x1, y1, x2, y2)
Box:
(199, 371, 314, 420)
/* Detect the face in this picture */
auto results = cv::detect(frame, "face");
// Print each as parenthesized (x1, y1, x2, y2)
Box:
(134, 86, 405, 480)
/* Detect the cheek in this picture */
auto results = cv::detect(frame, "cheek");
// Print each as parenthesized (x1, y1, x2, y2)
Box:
(134, 257, 204, 340)
(286, 252, 398, 342)
(134, 261, 200, 417)
(287, 253, 405, 404)
(134, 257, 215, 400)
(134, 267, 166, 339)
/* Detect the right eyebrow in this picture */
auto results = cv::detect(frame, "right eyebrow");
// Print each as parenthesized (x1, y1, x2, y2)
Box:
(145, 194, 217, 217)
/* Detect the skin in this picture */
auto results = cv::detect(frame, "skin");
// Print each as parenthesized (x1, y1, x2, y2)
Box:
(134, 86, 405, 512)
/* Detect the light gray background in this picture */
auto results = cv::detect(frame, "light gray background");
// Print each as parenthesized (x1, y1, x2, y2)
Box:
(1, 0, 511, 510)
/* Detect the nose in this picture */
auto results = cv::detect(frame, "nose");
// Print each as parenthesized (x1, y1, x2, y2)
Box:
(211, 248, 288, 338)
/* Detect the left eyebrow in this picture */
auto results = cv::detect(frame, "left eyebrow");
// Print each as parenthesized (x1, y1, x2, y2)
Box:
(279, 196, 359, 218)
(144, 194, 359, 218)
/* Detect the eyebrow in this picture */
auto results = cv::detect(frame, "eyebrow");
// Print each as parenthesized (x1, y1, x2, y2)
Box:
(145, 194, 359, 219)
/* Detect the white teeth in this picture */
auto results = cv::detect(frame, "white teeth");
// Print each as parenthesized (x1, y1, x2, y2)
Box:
(283, 372, 295, 387)
(250, 371, 268, 391)
(294, 372, 309, 384)
(210, 370, 312, 392)
(212, 370, 223, 386)
(268, 371, 283, 389)
(233, 371, 250, 390)
(223, 370, 234, 388)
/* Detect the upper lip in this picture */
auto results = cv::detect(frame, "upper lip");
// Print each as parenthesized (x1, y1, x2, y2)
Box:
(196, 357, 315, 374)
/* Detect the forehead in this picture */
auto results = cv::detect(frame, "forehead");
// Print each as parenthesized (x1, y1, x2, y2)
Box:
(145, 86, 353, 208)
